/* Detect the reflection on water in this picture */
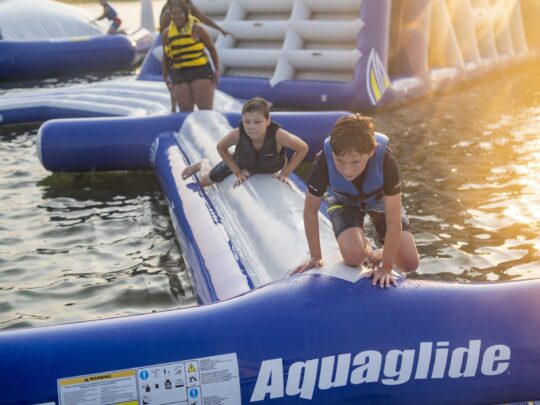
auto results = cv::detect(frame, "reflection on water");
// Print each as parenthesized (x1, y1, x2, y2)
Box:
(0, 125, 195, 330)
(374, 64, 540, 282)
(0, 55, 539, 329)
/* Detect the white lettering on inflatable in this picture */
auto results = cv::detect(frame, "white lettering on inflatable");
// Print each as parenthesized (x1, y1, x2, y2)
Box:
(414, 342, 432, 379)
(350, 350, 382, 384)
(448, 340, 481, 378)
(481, 345, 511, 375)
(318, 354, 351, 390)
(432, 341, 449, 379)
(250, 359, 284, 402)
(250, 340, 511, 402)
(285, 359, 318, 400)
(382, 350, 415, 385)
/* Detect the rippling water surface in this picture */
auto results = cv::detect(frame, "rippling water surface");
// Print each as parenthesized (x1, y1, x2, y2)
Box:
(0, 6, 539, 329)
(376, 66, 540, 282)
(0, 87, 195, 330)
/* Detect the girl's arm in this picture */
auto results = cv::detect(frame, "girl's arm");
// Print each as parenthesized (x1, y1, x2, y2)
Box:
(194, 25, 220, 84)
(189, 4, 232, 36)
(274, 129, 308, 181)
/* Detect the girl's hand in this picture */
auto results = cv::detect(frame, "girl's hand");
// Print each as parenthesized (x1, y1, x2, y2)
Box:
(233, 170, 250, 188)
(165, 78, 173, 89)
(220, 29, 234, 38)
(212, 70, 220, 85)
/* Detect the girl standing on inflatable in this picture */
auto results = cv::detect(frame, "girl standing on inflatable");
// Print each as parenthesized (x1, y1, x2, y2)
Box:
(94, 0, 123, 35)
(162, 3, 220, 112)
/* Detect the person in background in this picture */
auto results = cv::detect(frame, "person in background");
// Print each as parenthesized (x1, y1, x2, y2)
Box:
(94, 0, 123, 35)
(159, 0, 232, 37)
(292, 114, 419, 287)
(181, 97, 308, 188)
(161, 3, 219, 112)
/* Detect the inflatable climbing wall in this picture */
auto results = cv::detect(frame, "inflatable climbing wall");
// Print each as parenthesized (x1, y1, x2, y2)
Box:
(173, 0, 539, 110)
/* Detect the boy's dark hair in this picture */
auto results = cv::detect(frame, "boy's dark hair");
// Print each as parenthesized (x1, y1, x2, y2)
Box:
(242, 97, 270, 119)
(330, 114, 376, 156)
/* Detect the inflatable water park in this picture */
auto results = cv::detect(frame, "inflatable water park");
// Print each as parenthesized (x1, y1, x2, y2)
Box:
(139, 0, 540, 110)
(2, 109, 540, 404)
(2, 1, 540, 404)
(0, 0, 153, 81)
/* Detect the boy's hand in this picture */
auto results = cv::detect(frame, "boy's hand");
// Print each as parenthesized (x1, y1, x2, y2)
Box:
(233, 170, 250, 188)
(366, 263, 397, 288)
(290, 257, 323, 275)
(273, 171, 290, 184)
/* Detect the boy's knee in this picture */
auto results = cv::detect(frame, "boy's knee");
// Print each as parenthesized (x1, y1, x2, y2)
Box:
(400, 255, 419, 273)
(341, 248, 366, 267)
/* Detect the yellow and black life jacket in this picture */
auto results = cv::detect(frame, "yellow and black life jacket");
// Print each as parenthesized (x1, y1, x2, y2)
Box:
(167, 15, 208, 69)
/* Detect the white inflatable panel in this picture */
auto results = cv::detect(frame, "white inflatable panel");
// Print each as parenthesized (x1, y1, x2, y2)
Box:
(0, 0, 102, 39)
(177, 111, 367, 285)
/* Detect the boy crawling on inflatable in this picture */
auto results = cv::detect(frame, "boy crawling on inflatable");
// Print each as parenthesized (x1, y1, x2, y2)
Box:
(293, 114, 419, 287)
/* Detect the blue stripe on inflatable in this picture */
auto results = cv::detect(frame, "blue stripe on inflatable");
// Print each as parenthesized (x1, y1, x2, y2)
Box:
(0, 106, 117, 126)
(38, 114, 187, 172)
(152, 133, 253, 303)
(1, 275, 540, 404)
(37, 111, 350, 173)
(0, 35, 136, 81)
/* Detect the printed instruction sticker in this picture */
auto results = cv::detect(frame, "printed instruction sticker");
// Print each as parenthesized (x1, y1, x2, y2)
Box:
(58, 353, 240, 405)
(58, 370, 138, 405)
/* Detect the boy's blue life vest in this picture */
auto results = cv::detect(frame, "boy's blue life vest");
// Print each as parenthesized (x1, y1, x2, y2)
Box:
(235, 121, 286, 173)
(324, 132, 388, 208)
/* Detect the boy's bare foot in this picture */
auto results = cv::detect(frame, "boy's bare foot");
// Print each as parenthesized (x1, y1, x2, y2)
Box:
(181, 162, 202, 179)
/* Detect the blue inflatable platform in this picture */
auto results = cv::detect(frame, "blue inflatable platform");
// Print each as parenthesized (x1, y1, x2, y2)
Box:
(0, 0, 153, 82)
(0, 111, 539, 404)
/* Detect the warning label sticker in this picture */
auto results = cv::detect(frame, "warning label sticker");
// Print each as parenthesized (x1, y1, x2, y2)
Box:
(58, 353, 240, 405)
(58, 370, 138, 405)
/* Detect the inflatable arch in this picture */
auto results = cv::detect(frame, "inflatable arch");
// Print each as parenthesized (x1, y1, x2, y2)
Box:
(1, 111, 540, 404)
(139, 0, 540, 110)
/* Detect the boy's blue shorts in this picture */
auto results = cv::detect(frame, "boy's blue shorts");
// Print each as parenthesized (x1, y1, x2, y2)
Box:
(325, 197, 413, 244)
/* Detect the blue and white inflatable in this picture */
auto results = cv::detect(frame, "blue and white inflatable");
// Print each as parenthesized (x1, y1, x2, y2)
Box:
(1, 110, 539, 404)
(0, 0, 153, 81)
(139, 0, 540, 110)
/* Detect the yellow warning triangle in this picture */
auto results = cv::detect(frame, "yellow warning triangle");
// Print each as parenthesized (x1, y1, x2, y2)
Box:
(188, 363, 196, 373)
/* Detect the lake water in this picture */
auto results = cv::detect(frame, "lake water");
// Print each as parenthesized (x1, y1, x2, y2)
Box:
(1, 2, 539, 330)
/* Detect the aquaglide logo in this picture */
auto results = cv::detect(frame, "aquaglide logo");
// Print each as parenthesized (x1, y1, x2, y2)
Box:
(250, 340, 511, 402)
